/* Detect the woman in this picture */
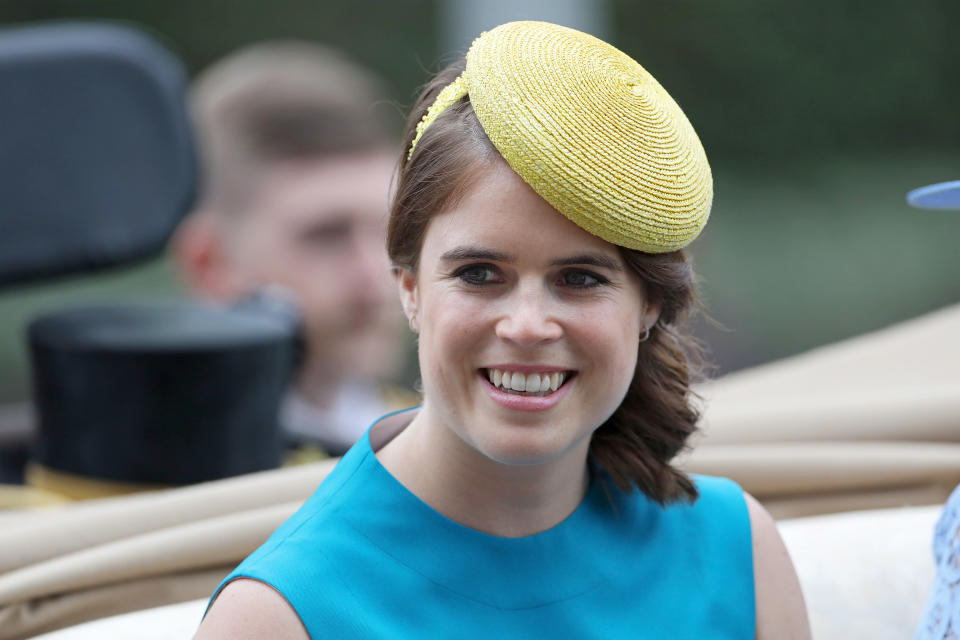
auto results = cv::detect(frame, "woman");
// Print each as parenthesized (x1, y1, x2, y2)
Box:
(196, 21, 810, 639)
(910, 179, 960, 640)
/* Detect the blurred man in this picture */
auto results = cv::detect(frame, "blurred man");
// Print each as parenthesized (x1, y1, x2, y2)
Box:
(173, 42, 409, 456)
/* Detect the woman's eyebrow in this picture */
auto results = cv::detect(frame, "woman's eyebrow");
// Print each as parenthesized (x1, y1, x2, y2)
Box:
(439, 246, 514, 262)
(549, 253, 623, 271)
(439, 247, 623, 271)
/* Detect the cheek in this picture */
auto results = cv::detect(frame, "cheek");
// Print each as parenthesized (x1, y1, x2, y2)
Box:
(589, 337, 639, 425)
(417, 293, 487, 383)
(610, 305, 642, 379)
(570, 301, 641, 392)
(600, 337, 639, 392)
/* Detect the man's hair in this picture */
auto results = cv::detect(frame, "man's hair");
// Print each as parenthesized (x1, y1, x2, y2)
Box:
(191, 41, 396, 212)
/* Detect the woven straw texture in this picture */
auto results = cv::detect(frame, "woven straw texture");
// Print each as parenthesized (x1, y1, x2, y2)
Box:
(464, 21, 712, 252)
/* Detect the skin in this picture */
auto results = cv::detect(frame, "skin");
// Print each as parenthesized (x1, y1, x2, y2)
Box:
(195, 579, 308, 640)
(194, 160, 811, 638)
(173, 150, 405, 407)
(748, 493, 813, 639)
(379, 160, 658, 536)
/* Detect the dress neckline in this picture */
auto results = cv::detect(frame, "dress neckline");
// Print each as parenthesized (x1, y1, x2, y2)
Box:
(329, 408, 645, 609)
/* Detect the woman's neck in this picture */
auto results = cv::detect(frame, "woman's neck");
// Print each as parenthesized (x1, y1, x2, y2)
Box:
(374, 408, 590, 538)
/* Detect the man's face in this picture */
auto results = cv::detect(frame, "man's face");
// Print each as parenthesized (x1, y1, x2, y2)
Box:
(225, 150, 403, 380)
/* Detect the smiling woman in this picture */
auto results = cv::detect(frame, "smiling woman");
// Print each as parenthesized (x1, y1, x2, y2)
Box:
(390, 161, 651, 486)
(195, 21, 810, 640)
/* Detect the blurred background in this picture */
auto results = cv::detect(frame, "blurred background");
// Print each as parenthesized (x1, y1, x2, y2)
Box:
(0, 0, 958, 405)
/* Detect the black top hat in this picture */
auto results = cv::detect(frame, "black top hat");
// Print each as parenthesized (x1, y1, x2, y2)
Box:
(0, 22, 299, 489)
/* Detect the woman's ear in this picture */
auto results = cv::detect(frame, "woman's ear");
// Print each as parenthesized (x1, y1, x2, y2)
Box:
(395, 267, 420, 333)
(641, 303, 661, 337)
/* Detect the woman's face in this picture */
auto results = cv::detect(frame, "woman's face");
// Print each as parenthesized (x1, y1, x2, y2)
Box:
(397, 161, 658, 469)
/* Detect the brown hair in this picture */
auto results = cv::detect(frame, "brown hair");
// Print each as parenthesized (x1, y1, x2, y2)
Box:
(388, 58, 704, 505)
(192, 41, 396, 213)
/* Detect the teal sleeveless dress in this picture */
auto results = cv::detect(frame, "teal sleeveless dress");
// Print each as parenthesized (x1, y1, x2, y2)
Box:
(213, 414, 755, 638)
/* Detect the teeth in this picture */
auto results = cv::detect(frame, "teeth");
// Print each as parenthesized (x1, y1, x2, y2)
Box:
(485, 369, 567, 395)
(527, 373, 541, 393)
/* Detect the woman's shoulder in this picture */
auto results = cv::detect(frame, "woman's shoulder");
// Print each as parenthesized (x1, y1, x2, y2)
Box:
(659, 476, 809, 637)
(256, 442, 378, 550)
(204, 525, 368, 639)
(664, 473, 751, 531)
(201, 443, 393, 637)
(605, 474, 754, 577)
(603, 473, 751, 544)
(194, 578, 308, 640)
(690, 474, 747, 506)
(742, 492, 812, 639)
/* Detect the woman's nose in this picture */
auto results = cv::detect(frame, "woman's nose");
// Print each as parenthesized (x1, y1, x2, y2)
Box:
(494, 286, 562, 345)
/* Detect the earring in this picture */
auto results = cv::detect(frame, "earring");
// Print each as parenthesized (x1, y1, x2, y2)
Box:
(408, 315, 420, 334)
(639, 325, 651, 343)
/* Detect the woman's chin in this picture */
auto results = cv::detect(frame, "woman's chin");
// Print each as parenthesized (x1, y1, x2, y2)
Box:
(470, 429, 589, 469)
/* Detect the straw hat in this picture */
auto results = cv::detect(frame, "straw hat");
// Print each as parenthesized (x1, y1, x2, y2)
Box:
(408, 20, 713, 253)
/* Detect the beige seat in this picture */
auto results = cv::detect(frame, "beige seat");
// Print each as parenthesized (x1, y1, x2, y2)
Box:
(684, 302, 960, 518)
(1, 304, 957, 638)
(24, 505, 941, 640)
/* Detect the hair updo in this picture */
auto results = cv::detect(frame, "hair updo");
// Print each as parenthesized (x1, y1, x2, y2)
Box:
(388, 57, 706, 505)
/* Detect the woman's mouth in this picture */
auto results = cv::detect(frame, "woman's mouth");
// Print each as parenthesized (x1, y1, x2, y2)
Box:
(483, 369, 572, 397)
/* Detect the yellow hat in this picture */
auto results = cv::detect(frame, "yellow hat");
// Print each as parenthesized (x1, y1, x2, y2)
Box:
(408, 21, 713, 253)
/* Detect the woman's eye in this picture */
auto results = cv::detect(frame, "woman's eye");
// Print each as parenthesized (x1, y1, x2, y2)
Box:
(561, 270, 605, 288)
(455, 264, 498, 285)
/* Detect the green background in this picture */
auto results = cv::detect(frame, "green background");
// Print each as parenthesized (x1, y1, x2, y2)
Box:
(0, 0, 958, 402)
